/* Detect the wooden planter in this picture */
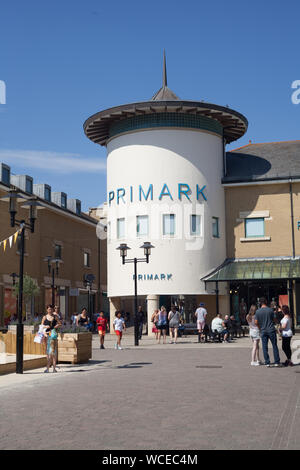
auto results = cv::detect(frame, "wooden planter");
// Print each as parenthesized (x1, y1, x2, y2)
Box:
(8, 325, 38, 334)
(57, 332, 92, 364)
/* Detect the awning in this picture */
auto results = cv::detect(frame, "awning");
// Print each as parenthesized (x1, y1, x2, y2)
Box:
(202, 258, 300, 282)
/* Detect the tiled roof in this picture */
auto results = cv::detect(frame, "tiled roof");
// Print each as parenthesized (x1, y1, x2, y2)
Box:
(223, 140, 300, 183)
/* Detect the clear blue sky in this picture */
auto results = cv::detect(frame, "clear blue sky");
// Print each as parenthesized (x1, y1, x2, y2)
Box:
(0, 0, 299, 210)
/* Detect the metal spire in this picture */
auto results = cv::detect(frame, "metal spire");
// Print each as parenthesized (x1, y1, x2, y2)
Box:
(163, 49, 167, 88)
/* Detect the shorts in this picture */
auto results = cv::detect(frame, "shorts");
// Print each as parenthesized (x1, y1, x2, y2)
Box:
(169, 323, 179, 329)
(250, 329, 260, 341)
(157, 324, 167, 330)
(98, 328, 106, 335)
(115, 330, 122, 338)
(197, 320, 205, 331)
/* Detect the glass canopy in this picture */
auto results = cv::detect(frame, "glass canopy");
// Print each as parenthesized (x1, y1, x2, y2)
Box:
(202, 258, 300, 282)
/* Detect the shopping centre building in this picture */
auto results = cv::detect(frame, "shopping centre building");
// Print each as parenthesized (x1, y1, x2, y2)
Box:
(0, 166, 107, 325)
(84, 56, 300, 333)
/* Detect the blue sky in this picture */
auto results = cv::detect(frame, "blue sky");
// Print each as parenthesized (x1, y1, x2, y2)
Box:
(0, 0, 299, 211)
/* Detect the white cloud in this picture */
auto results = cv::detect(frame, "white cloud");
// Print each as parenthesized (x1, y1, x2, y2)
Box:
(0, 149, 106, 174)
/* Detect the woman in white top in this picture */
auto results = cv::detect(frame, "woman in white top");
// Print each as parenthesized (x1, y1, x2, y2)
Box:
(246, 305, 261, 366)
(279, 305, 293, 366)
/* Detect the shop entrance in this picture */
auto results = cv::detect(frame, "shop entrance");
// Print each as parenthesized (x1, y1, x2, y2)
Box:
(230, 280, 288, 324)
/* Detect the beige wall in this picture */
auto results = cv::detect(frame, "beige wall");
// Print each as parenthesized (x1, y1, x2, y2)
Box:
(0, 189, 107, 324)
(225, 182, 299, 259)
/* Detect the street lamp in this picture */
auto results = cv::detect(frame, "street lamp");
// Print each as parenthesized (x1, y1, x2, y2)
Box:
(116, 242, 155, 346)
(0, 191, 44, 373)
(10, 272, 20, 319)
(44, 256, 62, 307)
(83, 274, 96, 328)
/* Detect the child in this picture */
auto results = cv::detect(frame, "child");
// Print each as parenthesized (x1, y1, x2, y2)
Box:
(113, 311, 126, 350)
(96, 311, 109, 349)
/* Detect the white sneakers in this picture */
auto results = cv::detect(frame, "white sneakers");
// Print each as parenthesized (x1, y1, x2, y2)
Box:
(115, 344, 123, 350)
(251, 361, 261, 366)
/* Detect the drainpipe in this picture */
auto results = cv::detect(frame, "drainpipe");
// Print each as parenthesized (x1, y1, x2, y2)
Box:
(289, 179, 295, 259)
(289, 179, 296, 333)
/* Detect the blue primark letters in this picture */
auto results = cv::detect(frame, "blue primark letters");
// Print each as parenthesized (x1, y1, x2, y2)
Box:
(108, 183, 207, 205)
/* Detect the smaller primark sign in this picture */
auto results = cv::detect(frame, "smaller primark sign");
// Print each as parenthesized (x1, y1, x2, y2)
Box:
(133, 273, 173, 281)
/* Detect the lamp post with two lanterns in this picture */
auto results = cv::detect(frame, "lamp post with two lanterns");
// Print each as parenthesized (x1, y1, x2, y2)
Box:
(0, 190, 44, 373)
(43, 256, 63, 307)
(116, 242, 154, 346)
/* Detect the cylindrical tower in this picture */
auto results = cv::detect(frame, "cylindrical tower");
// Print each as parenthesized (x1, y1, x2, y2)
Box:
(84, 54, 247, 323)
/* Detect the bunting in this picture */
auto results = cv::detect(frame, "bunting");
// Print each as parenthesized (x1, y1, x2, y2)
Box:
(0, 229, 20, 253)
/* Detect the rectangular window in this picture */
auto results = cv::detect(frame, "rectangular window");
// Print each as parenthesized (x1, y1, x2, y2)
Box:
(84, 252, 90, 267)
(55, 244, 62, 259)
(212, 217, 219, 238)
(190, 215, 201, 236)
(61, 194, 67, 208)
(163, 214, 176, 236)
(26, 178, 33, 194)
(117, 218, 125, 239)
(44, 187, 51, 202)
(245, 218, 265, 238)
(76, 201, 81, 215)
(136, 215, 148, 236)
(2, 167, 10, 185)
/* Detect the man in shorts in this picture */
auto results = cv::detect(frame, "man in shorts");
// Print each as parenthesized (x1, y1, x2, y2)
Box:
(96, 311, 109, 349)
(194, 303, 208, 342)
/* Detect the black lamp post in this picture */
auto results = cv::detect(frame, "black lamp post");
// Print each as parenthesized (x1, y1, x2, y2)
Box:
(44, 256, 62, 307)
(10, 272, 19, 319)
(0, 190, 44, 373)
(116, 242, 154, 346)
(83, 274, 96, 328)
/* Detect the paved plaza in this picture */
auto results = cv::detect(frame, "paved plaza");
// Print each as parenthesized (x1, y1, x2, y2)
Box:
(0, 334, 299, 450)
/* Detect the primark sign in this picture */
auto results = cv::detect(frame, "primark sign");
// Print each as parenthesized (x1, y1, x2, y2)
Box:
(109, 183, 207, 205)
(133, 273, 173, 281)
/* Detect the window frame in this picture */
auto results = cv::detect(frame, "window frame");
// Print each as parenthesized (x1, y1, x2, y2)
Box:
(83, 252, 90, 267)
(212, 217, 220, 238)
(55, 244, 62, 260)
(245, 217, 265, 238)
(190, 214, 201, 236)
(117, 217, 125, 239)
(163, 214, 176, 236)
(136, 215, 149, 237)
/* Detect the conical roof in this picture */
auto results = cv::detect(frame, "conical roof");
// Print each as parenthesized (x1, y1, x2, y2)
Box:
(151, 50, 180, 101)
(83, 51, 248, 146)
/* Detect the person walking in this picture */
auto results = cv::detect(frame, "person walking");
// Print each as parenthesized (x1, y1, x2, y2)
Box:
(76, 308, 90, 330)
(279, 305, 294, 366)
(137, 306, 145, 340)
(194, 302, 208, 343)
(151, 309, 159, 340)
(113, 311, 126, 350)
(254, 297, 281, 367)
(96, 311, 109, 349)
(168, 306, 181, 344)
(157, 306, 167, 344)
(246, 305, 261, 366)
(41, 304, 61, 373)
